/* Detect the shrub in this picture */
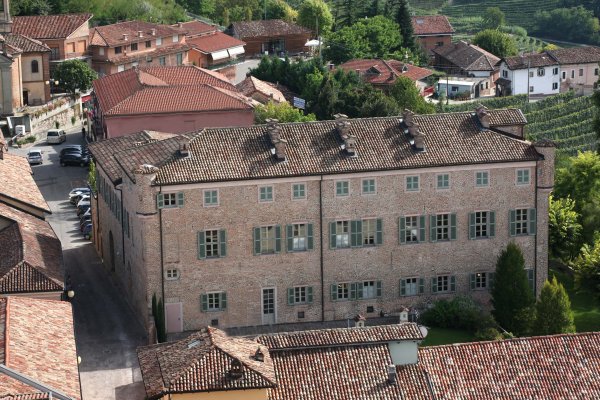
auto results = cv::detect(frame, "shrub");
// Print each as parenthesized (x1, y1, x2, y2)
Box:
(54, 121, 60, 129)
(71, 116, 76, 125)
(474, 327, 503, 341)
(421, 295, 495, 332)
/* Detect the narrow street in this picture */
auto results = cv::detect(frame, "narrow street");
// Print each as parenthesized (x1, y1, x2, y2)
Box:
(11, 128, 147, 400)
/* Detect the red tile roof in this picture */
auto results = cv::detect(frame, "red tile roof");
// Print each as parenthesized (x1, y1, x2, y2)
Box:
(178, 21, 217, 37)
(3, 34, 49, 53)
(339, 59, 433, 86)
(186, 31, 245, 53)
(547, 46, 600, 65)
(106, 42, 191, 64)
(93, 66, 250, 117)
(236, 76, 286, 103)
(0, 297, 80, 399)
(503, 52, 558, 69)
(12, 14, 91, 40)
(90, 21, 186, 47)
(0, 153, 50, 214)
(230, 19, 311, 38)
(433, 41, 500, 72)
(137, 327, 276, 400)
(0, 203, 64, 294)
(412, 15, 455, 36)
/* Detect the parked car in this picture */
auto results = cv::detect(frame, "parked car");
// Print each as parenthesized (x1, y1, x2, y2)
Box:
(69, 188, 90, 204)
(82, 223, 93, 240)
(27, 149, 43, 165)
(69, 187, 90, 197)
(77, 205, 90, 217)
(46, 129, 66, 144)
(76, 196, 90, 207)
(60, 145, 88, 156)
(79, 208, 91, 221)
(60, 152, 89, 167)
(79, 216, 92, 231)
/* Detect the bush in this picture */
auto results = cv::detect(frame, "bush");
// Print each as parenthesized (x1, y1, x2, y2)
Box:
(71, 116, 76, 125)
(54, 121, 60, 129)
(421, 295, 495, 332)
(498, 25, 528, 37)
(474, 327, 503, 341)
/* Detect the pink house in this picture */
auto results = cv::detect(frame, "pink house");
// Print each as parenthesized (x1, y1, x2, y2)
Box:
(91, 65, 254, 139)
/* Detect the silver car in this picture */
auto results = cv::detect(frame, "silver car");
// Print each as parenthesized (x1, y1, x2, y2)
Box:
(27, 149, 43, 165)
(47, 129, 66, 144)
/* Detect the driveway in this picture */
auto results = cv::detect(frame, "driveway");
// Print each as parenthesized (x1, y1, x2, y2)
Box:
(10, 128, 147, 400)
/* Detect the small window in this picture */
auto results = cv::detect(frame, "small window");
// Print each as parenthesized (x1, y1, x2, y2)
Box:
(173, 34, 179, 42)
(176, 52, 183, 65)
(288, 286, 313, 305)
(552, 67, 558, 75)
(115, 46, 122, 54)
(562, 71, 566, 79)
(470, 272, 494, 290)
(202, 292, 226, 312)
(526, 268, 535, 290)
(451, 86, 459, 92)
(334, 220, 350, 248)
(335, 282, 350, 300)
(537, 68, 545, 77)
(292, 183, 306, 200)
(436, 213, 450, 241)
(157, 192, 184, 209)
(131, 42, 138, 51)
(502, 70, 508, 78)
(362, 178, 376, 195)
(99, 47, 105, 55)
(259, 186, 274, 202)
(436, 174, 450, 190)
(552, 82, 558, 90)
(360, 281, 380, 299)
(529, 86, 534, 93)
(406, 176, 419, 191)
(204, 189, 219, 206)
(571, 70, 575, 79)
(400, 277, 424, 296)
(159, 56, 166, 65)
(165, 269, 179, 280)
(156, 37, 162, 46)
(475, 171, 489, 187)
(579, 68, 584, 77)
(145, 40, 151, 48)
(336, 181, 349, 197)
(516, 168, 530, 185)
(117, 65, 125, 72)
(595, 68, 599, 76)
(529, 71, 534, 78)
(31, 60, 39, 73)
(431, 275, 455, 293)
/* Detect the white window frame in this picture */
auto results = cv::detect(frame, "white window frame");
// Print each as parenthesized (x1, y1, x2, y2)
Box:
(206, 291, 223, 312)
(165, 269, 179, 280)
(335, 180, 349, 197)
(259, 185, 274, 202)
(436, 173, 450, 190)
(163, 193, 178, 208)
(475, 171, 489, 187)
(361, 178, 376, 195)
(292, 183, 306, 200)
(203, 189, 219, 207)
(205, 229, 221, 258)
(516, 168, 531, 186)
(336, 282, 351, 300)
(173, 34, 179, 42)
(474, 210, 489, 239)
(335, 220, 350, 248)
(405, 175, 420, 192)
(156, 37, 162, 46)
(474, 272, 488, 289)
(291, 223, 307, 251)
(403, 277, 419, 296)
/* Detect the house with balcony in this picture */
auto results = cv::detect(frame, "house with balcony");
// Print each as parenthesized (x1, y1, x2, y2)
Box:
(89, 21, 190, 76)
(412, 15, 455, 57)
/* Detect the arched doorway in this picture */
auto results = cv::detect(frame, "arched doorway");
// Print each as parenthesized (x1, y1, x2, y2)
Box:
(109, 231, 115, 272)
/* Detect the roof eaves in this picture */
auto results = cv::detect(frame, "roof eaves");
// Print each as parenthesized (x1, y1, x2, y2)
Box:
(65, 14, 93, 40)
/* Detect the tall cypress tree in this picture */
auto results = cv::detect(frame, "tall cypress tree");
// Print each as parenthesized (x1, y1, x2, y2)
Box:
(394, 0, 415, 50)
(533, 276, 576, 335)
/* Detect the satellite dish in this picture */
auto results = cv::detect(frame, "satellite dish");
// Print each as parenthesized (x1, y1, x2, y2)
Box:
(418, 325, 429, 338)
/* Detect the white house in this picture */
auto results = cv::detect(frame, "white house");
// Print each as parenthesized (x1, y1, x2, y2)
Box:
(496, 53, 560, 97)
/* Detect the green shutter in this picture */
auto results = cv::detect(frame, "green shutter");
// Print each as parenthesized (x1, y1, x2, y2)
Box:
(307, 223, 314, 250)
(197, 231, 206, 259)
(275, 225, 282, 253)
(287, 288, 294, 305)
(376, 218, 383, 245)
(450, 213, 457, 240)
(400, 279, 406, 296)
(177, 192, 184, 207)
(528, 208, 537, 235)
(430, 215, 437, 242)
(351, 220, 362, 247)
(431, 277, 438, 293)
(157, 193, 164, 209)
(219, 230, 227, 257)
(509, 209, 516, 236)
(488, 272, 495, 290)
(307, 286, 313, 303)
(329, 222, 337, 249)
(356, 282, 363, 299)
(419, 278, 425, 294)
(527, 269, 535, 290)
(220, 292, 227, 309)
(469, 213, 476, 240)
(286, 224, 294, 252)
(201, 294, 208, 312)
(419, 215, 426, 242)
(450, 276, 456, 292)
(399, 217, 406, 244)
(489, 211, 496, 238)
(350, 283, 358, 299)
(470, 273, 476, 290)
(331, 284, 338, 301)
(253, 227, 261, 255)
(376, 281, 382, 297)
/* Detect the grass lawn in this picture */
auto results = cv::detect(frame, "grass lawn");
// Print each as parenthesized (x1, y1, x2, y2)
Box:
(550, 268, 600, 332)
(421, 327, 475, 346)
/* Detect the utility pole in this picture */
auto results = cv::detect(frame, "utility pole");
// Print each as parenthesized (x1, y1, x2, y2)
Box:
(264, 0, 267, 20)
(527, 57, 531, 102)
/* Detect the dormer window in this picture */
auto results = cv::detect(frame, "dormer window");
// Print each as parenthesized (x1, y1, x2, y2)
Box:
(254, 348, 265, 362)
(229, 359, 244, 378)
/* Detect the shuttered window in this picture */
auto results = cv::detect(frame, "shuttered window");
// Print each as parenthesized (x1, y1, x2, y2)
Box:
(286, 223, 314, 252)
(157, 192, 184, 209)
(469, 272, 495, 290)
(430, 213, 456, 241)
(431, 275, 456, 293)
(201, 292, 227, 312)
(197, 230, 227, 259)
(509, 208, 536, 236)
(399, 215, 426, 244)
(253, 225, 281, 255)
(287, 286, 313, 305)
(400, 278, 425, 296)
(469, 211, 495, 239)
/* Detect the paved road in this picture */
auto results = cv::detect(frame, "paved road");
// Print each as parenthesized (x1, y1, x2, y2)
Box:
(11, 129, 147, 400)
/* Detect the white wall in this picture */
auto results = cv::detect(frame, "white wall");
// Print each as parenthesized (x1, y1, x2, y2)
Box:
(500, 63, 560, 96)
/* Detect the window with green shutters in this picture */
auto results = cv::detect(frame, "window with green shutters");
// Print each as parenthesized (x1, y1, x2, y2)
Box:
(336, 181, 349, 197)
(253, 225, 281, 254)
(286, 223, 313, 252)
(203, 189, 219, 206)
(516, 168, 530, 185)
(201, 292, 227, 312)
(331, 282, 352, 301)
(292, 183, 306, 200)
(509, 208, 536, 236)
(436, 174, 450, 189)
(330, 220, 350, 249)
(157, 192, 184, 209)
(469, 272, 494, 290)
(361, 178, 376, 194)
(399, 215, 426, 244)
(469, 211, 495, 239)
(197, 229, 227, 259)
(475, 171, 489, 187)
(357, 280, 382, 299)
(400, 277, 425, 296)
(406, 175, 419, 191)
(259, 186, 274, 202)
(430, 213, 456, 242)
(287, 286, 313, 305)
(431, 275, 456, 293)
(330, 281, 381, 300)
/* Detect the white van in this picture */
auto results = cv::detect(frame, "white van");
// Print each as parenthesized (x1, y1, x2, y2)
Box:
(47, 129, 66, 144)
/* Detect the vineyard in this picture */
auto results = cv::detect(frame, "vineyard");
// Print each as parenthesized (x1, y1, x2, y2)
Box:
(441, 92, 598, 156)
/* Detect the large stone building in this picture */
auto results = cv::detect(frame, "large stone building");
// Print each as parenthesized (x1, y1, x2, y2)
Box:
(88, 108, 554, 333)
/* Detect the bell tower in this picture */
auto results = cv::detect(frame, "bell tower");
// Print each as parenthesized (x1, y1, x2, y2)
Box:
(0, 0, 12, 34)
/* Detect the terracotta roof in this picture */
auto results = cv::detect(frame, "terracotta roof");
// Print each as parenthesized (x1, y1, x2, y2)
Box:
(137, 327, 276, 400)
(257, 323, 423, 350)
(12, 14, 91, 40)
(339, 59, 433, 85)
(92, 66, 249, 118)
(3, 34, 49, 53)
(186, 31, 245, 53)
(178, 21, 217, 37)
(90, 21, 186, 47)
(488, 108, 527, 126)
(433, 41, 500, 72)
(236, 76, 286, 103)
(503, 52, 559, 70)
(105, 42, 191, 64)
(230, 19, 311, 38)
(547, 46, 600, 65)
(94, 111, 541, 186)
(0, 203, 64, 294)
(0, 297, 80, 400)
(416, 332, 600, 399)
(412, 15, 455, 36)
(0, 153, 50, 214)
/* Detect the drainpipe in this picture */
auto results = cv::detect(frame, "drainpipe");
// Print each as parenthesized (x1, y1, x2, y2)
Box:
(319, 175, 324, 322)
(158, 186, 166, 320)
(534, 162, 538, 297)
(118, 187, 125, 264)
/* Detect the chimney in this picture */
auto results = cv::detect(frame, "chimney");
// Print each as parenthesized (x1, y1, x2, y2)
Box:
(178, 142, 190, 158)
(122, 33, 128, 41)
(0, 138, 5, 160)
(177, 22, 183, 28)
(266, 118, 281, 142)
(151, 28, 156, 36)
(476, 104, 490, 129)
(387, 365, 397, 384)
(353, 314, 366, 328)
(413, 130, 426, 152)
(253, 347, 265, 362)
(272, 138, 287, 162)
(137, 30, 143, 38)
(335, 114, 357, 157)
(398, 307, 409, 322)
(266, 119, 287, 162)
(403, 109, 414, 128)
(407, 121, 419, 137)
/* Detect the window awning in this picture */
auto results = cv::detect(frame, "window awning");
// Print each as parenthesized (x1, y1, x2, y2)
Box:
(228, 46, 245, 56)
(211, 49, 229, 61)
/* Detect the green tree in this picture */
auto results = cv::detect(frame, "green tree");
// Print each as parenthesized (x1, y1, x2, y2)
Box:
(265, 0, 298, 22)
(255, 101, 317, 123)
(360, 88, 399, 117)
(156, 298, 166, 342)
(177, 0, 215, 16)
(549, 195, 582, 262)
(533, 276, 576, 335)
(53, 60, 97, 95)
(11, 0, 51, 15)
(393, 0, 416, 51)
(571, 235, 600, 297)
(312, 74, 337, 120)
(492, 242, 536, 336)
(297, 0, 334, 35)
(594, 74, 600, 144)
(534, 6, 600, 44)
(388, 76, 435, 114)
(482, 7, 505, 30)
(87, 160, 97, 193)
(473, 29, 518, 58)
(222, 8, 230, 26)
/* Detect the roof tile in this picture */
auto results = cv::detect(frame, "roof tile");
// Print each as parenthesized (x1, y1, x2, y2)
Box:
(186, 31, 245, 53)
(12, 14, 91, 40)
(90, 21, 186, 47)
(412, 15, 455, 36)
(0, 153, 50, 214)
(339, 59, 433, 85)
(230, 19, 311, 38)
(433, 41, 500, 72)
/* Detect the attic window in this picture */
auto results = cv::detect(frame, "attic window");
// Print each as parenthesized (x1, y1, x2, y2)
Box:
(187, 340, 201, 349)
(253, 348, 265, 362)
(229, 359, 244, 378)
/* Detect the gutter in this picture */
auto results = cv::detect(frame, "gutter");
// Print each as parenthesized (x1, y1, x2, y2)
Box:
(158, 186, 166, 324)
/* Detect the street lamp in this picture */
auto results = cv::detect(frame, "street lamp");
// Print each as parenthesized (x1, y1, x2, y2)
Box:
(45, 79, 59, 97)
